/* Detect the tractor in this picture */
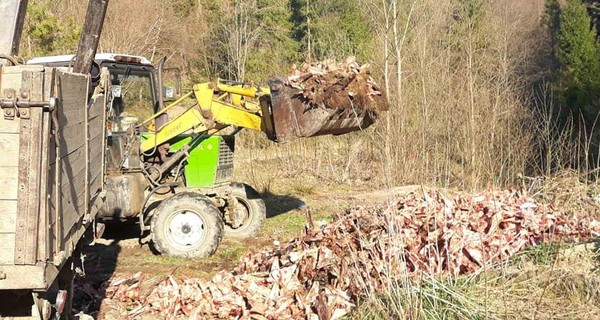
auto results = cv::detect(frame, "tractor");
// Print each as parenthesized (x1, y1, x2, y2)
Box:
(28, 53, 377, 258)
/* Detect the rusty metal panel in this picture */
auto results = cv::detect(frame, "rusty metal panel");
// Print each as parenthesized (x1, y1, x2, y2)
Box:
(0, 66, 102, 289)
(37, 68, 54, 263)
(0, 66, 92, 290)
(266, 78, 375, 143)
(14, 71, 45, 265)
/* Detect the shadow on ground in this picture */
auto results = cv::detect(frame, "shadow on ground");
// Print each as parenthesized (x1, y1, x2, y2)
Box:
(72, 192, 305, 318)
(73, 222, 138, 318)
(262, 192, 306, 218)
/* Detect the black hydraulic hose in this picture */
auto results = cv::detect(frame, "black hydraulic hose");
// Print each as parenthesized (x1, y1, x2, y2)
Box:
(149, 132, 208, 182)
(138, 181, 180, 235)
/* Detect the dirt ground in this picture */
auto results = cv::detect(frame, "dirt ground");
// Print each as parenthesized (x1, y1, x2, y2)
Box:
(73, 177, 600, 319)
(76, 154, 600, 320)
(75, 180, 421, 315)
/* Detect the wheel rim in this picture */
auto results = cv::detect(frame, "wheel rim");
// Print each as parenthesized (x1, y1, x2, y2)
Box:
(165, 209, 206, 249)
(231, 197, 251, 230)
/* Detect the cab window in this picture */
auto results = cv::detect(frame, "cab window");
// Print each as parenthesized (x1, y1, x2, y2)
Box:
(110, 68, 156, 122)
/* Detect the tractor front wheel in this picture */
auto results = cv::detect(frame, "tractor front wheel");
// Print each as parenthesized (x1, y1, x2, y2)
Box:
(151, 192, 223, 258)
(223, 183, 266, 238)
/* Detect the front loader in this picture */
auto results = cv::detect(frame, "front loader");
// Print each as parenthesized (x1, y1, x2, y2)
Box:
(139, 76, 379, 258)
(29, 53, 383, 258)
(137, 69, 382, 258)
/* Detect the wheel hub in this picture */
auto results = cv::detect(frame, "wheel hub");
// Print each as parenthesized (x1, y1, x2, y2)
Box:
(167, 210, 205, 248)
(229, 200, 250, 229)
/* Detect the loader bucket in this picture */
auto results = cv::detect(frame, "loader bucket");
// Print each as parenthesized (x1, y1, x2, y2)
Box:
(265, 77, 376, 143)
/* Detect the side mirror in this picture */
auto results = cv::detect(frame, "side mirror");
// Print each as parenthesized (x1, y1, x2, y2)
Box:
(112, 85, 122, 98)
(163, 67, 182, 99)
(164, 86, 174, 99)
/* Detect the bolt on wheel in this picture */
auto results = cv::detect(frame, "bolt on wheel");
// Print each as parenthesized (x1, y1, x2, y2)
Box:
(151, 192, 223, 258)
(165, 209, 206, 249)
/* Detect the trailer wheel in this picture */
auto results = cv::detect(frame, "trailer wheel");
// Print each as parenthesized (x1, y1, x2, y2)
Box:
(55, 260, 74, 320)
(151, 192, 223, 258)
(223, 183, 266, 238)
(35, 257, 75, 320)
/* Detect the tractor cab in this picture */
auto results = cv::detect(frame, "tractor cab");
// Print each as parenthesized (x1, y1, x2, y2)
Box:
(97, 54, 157, 131)
(28, 53, 160, 174)
(28, 53, 158, 131)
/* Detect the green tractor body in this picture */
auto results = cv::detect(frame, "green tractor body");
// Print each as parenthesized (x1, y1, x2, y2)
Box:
(162, 135, 235, 188)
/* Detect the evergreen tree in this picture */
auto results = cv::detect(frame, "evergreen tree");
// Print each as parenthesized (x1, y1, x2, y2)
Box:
(543, 0, 562, 73)
(199, 0, 299, 82)
(556, 0, 600, 121)
(544, 0, 561, 48)
(21, 0, 80, 58)
(244, 0, 301, 81)
(290, 0, 373, 62)
(583, 0, 600, 35)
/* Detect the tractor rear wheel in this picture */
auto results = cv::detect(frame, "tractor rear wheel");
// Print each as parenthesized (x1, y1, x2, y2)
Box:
(223, 183, 266, 238)
(151, 192, 223, 258)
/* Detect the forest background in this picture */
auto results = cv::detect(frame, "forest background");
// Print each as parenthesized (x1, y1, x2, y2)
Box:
(21, 0, 600, 190)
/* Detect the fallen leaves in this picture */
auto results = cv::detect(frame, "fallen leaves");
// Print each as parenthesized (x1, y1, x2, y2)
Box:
(76, 189, 600, 319)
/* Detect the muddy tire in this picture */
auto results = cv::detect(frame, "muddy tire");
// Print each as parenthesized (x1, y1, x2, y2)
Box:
(151, 192, 223, 258)
(223, 183, 266, 238)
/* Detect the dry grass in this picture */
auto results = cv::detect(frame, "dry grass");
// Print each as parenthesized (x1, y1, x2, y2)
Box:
(352, 241, 600, 320)
(523, 170, 600, 219)
(479, 242, 600, 319)
(346, 173, 600, 319)
(231, 0, 554, 192)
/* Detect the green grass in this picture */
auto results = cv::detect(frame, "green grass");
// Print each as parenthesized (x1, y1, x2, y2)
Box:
(212, 241, 247, 261)
(143, 255, 188, 265)
(127, 190, 337, 279)
(260, 210, 333, 239)
(120, 238, 249, 280)
(511, 242, 561, 265)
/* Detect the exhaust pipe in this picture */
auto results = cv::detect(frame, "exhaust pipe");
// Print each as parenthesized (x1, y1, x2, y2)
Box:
(155, 56, 168, 129)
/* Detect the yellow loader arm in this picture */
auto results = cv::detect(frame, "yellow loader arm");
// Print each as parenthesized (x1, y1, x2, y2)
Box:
(140, 77, 376, 153)
(140, 81, 271, 153)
